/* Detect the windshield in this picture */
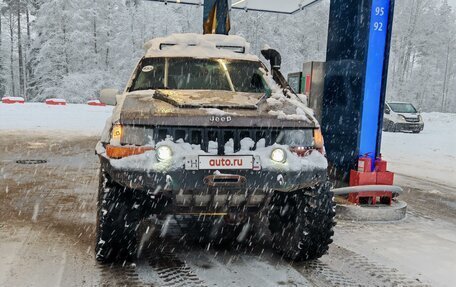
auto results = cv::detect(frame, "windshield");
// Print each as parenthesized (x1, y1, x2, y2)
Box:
(129, 58, 267, 93)
(388, 103, 417, 113)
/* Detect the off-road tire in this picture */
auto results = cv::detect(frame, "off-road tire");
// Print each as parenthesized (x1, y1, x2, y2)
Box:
(269, 182, 335, 261)
(95, 171, 141, 263)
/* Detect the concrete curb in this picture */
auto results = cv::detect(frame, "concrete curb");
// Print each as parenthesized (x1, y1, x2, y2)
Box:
(336, 200, 407, 221)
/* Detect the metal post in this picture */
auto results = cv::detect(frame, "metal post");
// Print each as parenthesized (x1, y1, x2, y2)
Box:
(322, 0, 395, 184)
(360, 0, 394, 163)
(203, 0, 231, 35)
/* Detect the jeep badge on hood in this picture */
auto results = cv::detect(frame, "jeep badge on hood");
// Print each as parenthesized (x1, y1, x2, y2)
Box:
(210, 116, 232, 123)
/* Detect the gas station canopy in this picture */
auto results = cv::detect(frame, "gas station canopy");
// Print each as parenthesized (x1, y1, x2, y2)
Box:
(147, 0, 321, 14)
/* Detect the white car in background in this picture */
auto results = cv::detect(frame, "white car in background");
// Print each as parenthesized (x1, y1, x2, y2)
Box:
(383, 101, 424, 133)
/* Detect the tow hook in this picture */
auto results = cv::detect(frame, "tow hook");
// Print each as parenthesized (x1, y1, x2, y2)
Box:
(203, 174, 246, 187)
(277, 174, 285, 186)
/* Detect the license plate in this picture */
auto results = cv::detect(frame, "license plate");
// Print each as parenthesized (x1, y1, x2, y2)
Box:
(185, 155, 261, 171)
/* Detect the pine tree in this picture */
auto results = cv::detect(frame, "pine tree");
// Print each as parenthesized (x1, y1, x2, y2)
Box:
(0, 2, 6, 97)
(18, 0, 456, 111)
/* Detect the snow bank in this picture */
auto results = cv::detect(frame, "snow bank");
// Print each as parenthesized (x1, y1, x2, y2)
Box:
(87, 100, 106, 106)
(45, 98, 67, 105)
(0, 103, 113, 135)
(2, 97, 25, 104)
(45, 98, 66, 103)
(381, 112, 456, 186)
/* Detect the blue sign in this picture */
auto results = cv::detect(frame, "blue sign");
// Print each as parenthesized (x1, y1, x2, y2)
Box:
(359, 0, 390, 162)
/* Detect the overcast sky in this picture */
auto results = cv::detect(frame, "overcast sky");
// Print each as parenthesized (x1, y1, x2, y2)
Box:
(449, 0, 456, 7)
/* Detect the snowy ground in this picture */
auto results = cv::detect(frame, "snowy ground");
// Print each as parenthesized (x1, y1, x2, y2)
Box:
(1, 102, 455, 286)
(0, 103, 113, 135)
(382, 113, 456, 187)
(2, 134, 450, 287)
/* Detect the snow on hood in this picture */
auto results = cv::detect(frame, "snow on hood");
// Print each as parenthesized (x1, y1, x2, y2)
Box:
(143, 33, 259, 61)
(114, 89, 316, 128)
(153, 89, 263, 109)
(261, 70, 319, 126)
(398, 113, 419, 118)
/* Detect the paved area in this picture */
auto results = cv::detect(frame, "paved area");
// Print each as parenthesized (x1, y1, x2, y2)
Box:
(1, 132, 454, 286)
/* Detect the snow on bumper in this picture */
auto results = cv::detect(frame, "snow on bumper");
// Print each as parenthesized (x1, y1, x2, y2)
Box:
(97, 141, 328, 192)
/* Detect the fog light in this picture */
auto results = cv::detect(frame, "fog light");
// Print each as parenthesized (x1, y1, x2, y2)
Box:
(156, 145, 173, 161)
(271, 148, 286, 163)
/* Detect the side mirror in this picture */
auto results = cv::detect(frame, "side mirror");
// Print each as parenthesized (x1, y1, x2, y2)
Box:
(385, 109, 390, 115)
(261, 48, 282, 70)
(100, 88, 119, 106)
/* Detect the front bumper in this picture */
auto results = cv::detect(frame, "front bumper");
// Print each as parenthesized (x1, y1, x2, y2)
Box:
(99, 155, 327, 209)
(394, 122, 424, 132)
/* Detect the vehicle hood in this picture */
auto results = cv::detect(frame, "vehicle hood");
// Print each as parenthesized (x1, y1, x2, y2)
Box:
(153, 89, 263, 109)
(117, 89, 317, 128)
(397, 113, 420, 118)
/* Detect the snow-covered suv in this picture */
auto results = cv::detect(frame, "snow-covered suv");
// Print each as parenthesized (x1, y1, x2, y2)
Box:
(95, 33, 335, 263)
(383, 101, 424, 133)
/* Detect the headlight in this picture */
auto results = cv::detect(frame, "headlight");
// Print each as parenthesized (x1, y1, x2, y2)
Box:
(156, 145, 173, 161)
(271, 148, 286, 163)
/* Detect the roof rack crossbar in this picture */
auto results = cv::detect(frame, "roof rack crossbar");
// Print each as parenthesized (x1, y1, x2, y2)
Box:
(159, 43, 246, 54)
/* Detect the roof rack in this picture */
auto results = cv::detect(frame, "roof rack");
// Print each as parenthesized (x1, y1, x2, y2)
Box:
(159, 43, 246, 54)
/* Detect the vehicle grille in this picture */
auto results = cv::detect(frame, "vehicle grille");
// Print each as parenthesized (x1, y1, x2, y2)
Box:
(394, 123, 422, 131)
(154, 126, 281, 155)
(405, 117, 419, 122)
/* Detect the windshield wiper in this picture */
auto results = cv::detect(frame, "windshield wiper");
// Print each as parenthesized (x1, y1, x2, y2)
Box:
(130, 86, 170, 92)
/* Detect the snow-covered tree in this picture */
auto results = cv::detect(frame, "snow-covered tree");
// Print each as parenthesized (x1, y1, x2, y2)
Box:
(2, 0, 452, 112)
(388, 0, 456, 112)
(0, 2, 6, 97)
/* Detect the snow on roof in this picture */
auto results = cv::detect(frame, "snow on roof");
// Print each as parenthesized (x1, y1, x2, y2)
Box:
(143, 33, 259, 61)
(46, 98, 67, 103)
(2, 96, 25, 101)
